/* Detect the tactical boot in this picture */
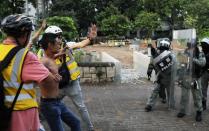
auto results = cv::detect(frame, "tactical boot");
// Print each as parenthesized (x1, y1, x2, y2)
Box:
(161, 98, 166, 104)
(177, 112, 185, 118)
(202, 100, 207, 110)
(195, 111, 202, 122)
(145, 105, 152, 112)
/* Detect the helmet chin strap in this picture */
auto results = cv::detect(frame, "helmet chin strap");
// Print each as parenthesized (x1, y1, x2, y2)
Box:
(15, 32, 31, 47)
(24, 32, 31, 47)
(15, 37, 22, 47)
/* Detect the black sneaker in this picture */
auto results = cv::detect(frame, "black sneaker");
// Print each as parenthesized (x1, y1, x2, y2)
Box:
(177, 112, 185, 118)
(195, 111, 202, 122)
(145, 105, 152, 112)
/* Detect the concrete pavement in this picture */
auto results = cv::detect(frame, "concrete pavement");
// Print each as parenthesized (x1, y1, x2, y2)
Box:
(41, 79, 209, 131)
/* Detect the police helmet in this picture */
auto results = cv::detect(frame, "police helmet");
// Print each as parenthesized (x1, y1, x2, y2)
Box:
(200, 37, 209, 52)
(156, 38, 171, 50)
(201, 38, 209, 45)
(1, 14, 33, 37)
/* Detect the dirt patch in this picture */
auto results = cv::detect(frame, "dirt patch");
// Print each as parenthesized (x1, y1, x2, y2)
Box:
(83, 45, 133, 69)
(83, 41, 185, 69)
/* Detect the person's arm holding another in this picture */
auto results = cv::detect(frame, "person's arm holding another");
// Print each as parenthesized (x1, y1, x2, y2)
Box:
(22, 52, 60, 98)
(40, 56, 62, 82)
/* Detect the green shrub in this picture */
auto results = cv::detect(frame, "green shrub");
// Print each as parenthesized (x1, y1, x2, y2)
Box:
(198, 28, 209, 38)
(73, 49, 85, 62)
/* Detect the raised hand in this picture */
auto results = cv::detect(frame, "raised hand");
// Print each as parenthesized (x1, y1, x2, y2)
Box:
(87, 24, 97, 40)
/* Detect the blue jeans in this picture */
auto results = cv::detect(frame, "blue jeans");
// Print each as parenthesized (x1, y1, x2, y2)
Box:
(40, 98, 81, 131)
(60, 79, 94, 130)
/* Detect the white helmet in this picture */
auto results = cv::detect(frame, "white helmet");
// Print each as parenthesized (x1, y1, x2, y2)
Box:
(201, 38, 209, 44)
(45, 25, 62, 34)
(157, 38, 171, 50)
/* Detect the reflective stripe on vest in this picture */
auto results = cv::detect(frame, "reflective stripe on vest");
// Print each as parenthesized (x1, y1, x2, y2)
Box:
(5, 94, 33, 102)
(65, 51, 80, 80)
(4, 81, 34, 89)
(55, 51, 80, 80)
(0, 45, 37, 110)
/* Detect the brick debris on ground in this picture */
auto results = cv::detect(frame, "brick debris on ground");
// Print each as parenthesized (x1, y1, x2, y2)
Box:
(42, 80, 209, 131)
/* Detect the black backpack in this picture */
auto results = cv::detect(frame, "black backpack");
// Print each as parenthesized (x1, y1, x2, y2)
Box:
(0, 46, 23, 130)
(58, 54, 71, 89)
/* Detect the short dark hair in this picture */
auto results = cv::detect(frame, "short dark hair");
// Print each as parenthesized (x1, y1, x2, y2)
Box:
(39, 33, 58, 50)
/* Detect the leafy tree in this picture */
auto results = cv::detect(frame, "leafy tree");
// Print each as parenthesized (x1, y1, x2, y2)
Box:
(135, 11, 160, 38)
(50, 0, 77, 17)
(184, 15, 198, 29)
(142, 0, 190, 29)
(96, 4, 120, 27)
(111, 0, 143, 21)
(95, 3, 135, 38)
(0, 0, 36, 20)
(40, 0, 209, 38)
(100, 14, 132, 38)
(46, 16, 78, 40)
(0, 1, 13, 20)
(29, 0, 37, 7)
(50, 0, 97, 36)
(185, 0, 209, 37)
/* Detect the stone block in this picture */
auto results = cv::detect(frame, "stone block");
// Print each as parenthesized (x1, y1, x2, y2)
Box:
(79, 78, 85, 83)
(82, 78, 92, 83)
(84, 73, 91, 78)
(83, 67, 91, 77)
(90, 67, 96, 73)
(92, 77, 99, 83)
(107, 67, 115, 78)
(92, 74, 98, 79)
(99, 67, 106, 78)
(83, 67, 90, 73)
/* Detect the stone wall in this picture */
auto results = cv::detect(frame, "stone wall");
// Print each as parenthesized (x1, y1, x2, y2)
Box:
(101, 52, 121, 82)
(78, 62, 116, 83)
(76, 51, 121, 83)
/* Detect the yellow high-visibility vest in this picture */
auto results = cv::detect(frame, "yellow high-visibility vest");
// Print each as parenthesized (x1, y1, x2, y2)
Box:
(0, 44, 37, 110)
(37, 48, 44, 60)
(55, 51, 80, 80)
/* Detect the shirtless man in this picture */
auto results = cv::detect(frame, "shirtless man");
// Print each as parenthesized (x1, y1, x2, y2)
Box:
(39, 32, 81, 131)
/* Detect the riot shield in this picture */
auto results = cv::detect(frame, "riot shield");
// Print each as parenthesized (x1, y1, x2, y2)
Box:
(149, 48, 176, 109)
(174, 39, 195, 114)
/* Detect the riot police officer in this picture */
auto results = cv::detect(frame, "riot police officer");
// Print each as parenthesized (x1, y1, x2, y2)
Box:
(147, 39, 167, 103)
(200, 38, 209, 110)
(145, 38, 176, 112)
(177, 39, 205, 122)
